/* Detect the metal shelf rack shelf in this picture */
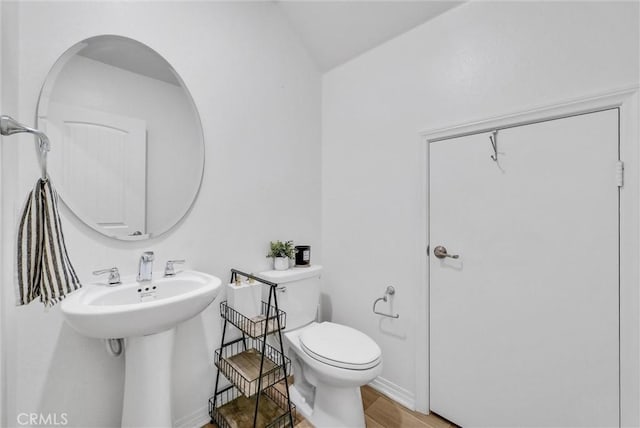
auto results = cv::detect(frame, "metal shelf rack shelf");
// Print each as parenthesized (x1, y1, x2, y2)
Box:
(209, 385, 294, 428)
(220, 300, 286, 339)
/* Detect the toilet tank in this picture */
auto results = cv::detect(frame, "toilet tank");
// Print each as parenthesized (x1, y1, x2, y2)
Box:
(257, 265, 322, 331)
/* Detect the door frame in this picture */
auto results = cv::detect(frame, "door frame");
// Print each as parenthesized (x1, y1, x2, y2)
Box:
(416, 85, 640, 427)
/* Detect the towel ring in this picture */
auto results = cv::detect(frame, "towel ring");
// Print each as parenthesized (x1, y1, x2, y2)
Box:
(373, 286, 399, 319)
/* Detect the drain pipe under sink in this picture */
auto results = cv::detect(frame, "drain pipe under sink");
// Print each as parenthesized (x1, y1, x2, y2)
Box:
(105, 338, 123, 357)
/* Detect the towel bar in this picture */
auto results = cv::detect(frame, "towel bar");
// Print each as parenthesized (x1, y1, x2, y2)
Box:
(373, 286, 399, 319)
(0, 115, 50, 180)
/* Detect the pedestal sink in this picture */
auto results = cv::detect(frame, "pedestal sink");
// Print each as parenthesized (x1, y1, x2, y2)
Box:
(60, 270, 222, 427)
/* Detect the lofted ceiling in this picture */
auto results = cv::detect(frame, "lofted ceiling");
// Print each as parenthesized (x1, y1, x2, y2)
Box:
(78, 2, 464, 79)
(276, 1, 464, 71)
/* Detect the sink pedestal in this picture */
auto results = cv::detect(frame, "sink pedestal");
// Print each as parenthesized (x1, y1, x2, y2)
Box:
(122, 328, 175, 427)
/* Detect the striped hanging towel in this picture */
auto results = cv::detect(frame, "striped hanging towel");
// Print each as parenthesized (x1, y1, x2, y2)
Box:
(16, 178, 81, 307)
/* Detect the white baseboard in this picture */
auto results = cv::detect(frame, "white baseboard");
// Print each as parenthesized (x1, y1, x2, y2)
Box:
(174, 405, 210, 428)
(368, 376, 416, 411)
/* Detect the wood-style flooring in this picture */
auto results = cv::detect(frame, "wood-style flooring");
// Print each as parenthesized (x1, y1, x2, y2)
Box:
(206, 384, 456, 428)
(361, 385, 456, 428)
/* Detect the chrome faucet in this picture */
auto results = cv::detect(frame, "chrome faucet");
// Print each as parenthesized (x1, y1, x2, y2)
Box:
(164, 259, 185, 277)
(93, 267, 121, 286)
(137, 251, 155, 282)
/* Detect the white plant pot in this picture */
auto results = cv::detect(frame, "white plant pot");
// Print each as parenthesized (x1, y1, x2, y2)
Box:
(274, 257, 289, 271)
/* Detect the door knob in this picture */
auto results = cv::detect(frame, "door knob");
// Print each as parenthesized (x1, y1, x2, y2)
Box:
(433, 246, 459, 259)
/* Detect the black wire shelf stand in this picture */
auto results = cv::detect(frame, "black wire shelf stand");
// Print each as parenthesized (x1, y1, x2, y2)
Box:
(210, 268, 295, 428)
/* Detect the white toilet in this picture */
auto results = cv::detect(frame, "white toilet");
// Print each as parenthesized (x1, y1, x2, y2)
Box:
(258, 266, 382, 428)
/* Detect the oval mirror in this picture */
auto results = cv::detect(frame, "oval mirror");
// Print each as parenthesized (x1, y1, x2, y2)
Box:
(36, 35, 204, 240)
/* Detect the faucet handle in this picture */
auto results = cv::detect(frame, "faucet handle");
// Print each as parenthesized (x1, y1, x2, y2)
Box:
(141, 251, 154, 261)
(164, 259, 185, 277)
(93, 267, 121, 286)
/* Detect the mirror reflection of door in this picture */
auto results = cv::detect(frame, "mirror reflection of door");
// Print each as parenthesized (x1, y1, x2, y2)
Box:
(45, 102, 147, 238)
(36, 35, 204, 240)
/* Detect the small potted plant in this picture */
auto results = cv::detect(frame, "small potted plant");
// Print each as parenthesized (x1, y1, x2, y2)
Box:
(267, 240, 294, 271)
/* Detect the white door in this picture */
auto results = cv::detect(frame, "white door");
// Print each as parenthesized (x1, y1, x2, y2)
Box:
(429, 109, 619, 427)
(44, 103, 147, 237)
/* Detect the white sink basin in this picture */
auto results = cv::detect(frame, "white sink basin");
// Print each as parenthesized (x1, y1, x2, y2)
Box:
(61, 270, 222, 339)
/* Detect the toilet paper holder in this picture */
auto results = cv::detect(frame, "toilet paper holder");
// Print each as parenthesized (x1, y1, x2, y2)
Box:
(373, 286, 399, 319)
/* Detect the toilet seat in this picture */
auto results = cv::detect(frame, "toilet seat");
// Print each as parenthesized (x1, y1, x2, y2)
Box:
(299, 322, 381, 370)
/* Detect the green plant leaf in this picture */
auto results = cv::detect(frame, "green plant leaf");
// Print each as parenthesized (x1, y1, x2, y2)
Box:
(266, 240, 295, 258)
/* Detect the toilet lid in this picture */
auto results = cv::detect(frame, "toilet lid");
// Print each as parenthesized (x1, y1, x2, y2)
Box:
(299, 322, 382, 370)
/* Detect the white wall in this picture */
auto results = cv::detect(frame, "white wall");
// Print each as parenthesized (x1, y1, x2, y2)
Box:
(322, 0, 639, 418)
(2, 2, 320, 427)
(0, 5, 4, 425)
(49, 54, 202, 235)
(1, 3, 20, 426)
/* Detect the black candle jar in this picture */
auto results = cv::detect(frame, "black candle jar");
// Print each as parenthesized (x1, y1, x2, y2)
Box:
(294, 245, 311, 267)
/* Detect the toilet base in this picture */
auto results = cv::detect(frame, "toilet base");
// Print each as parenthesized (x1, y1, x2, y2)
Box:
(288, 384, 314, 421)
(305, 381, 366, 428)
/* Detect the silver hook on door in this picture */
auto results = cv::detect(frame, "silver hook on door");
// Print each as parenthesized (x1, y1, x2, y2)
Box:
(489, 129, 498, 162)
